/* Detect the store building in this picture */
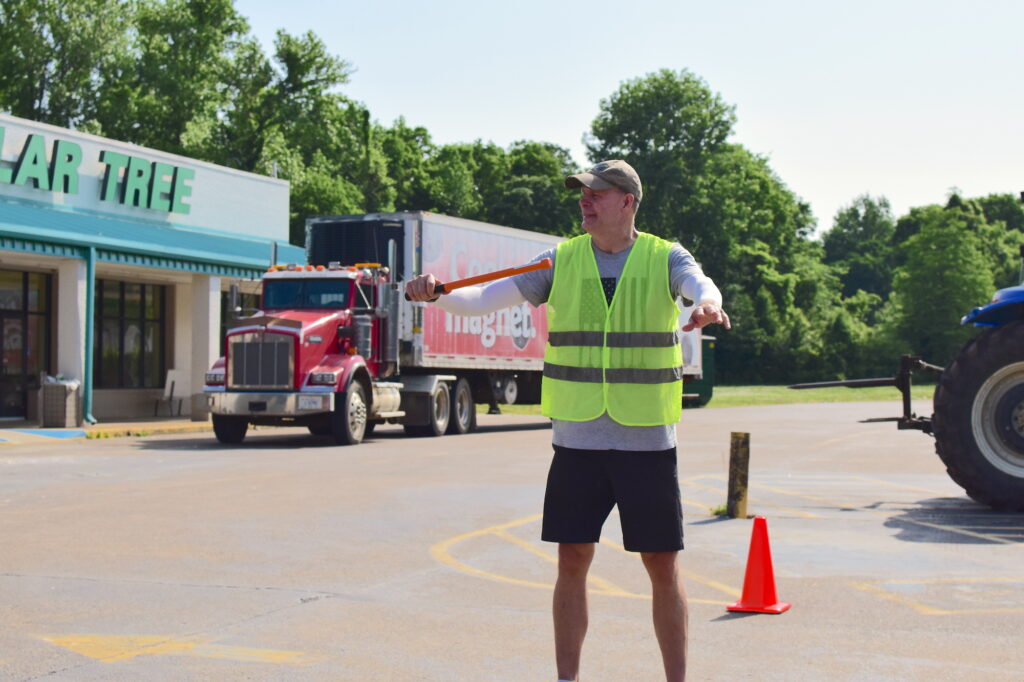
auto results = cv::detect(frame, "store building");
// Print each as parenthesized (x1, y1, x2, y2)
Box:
(0, 114, 303, 424)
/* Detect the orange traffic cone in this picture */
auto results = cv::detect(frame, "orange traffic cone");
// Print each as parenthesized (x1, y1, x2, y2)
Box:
(727, 516, 791, 614)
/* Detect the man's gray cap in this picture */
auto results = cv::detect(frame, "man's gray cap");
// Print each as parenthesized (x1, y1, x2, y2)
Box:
(565, 160, 642, 203)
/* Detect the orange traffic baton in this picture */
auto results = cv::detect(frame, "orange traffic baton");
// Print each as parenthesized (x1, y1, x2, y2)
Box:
(404, 258, 552, 300)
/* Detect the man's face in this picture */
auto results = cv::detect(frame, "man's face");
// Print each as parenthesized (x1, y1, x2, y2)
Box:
(579, 186, 631, 233)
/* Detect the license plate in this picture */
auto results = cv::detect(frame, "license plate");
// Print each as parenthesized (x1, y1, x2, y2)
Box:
(298, 395, 323, 411)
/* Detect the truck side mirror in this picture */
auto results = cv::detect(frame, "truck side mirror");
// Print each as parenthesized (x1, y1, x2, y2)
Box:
(229, 284, 240, 318)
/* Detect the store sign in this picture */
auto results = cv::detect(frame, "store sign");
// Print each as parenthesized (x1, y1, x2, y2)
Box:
(0, 125, 195, 215)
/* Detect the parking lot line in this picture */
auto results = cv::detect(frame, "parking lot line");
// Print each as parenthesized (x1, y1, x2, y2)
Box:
(430, 515, 731, 605)
(599, 537, 739, 600)
(43, 634, 324, 665)
(848, 578, 1024, 616)
(491, 528, 638, 597)
(848, 475, 951, 497)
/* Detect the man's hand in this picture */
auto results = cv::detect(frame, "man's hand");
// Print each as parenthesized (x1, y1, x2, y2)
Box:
(405, 274, 441, 302)
(682, 303, 731, 332)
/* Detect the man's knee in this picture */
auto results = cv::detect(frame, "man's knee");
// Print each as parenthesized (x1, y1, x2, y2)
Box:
(641, 551, 679, 586)
(558, 543, 596, 577)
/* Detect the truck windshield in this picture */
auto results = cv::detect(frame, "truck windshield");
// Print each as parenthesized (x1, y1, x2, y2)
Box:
(263, 279, 351, 309)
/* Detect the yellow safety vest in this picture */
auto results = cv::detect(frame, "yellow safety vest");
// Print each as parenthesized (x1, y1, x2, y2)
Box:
(541, 232, 683, 425)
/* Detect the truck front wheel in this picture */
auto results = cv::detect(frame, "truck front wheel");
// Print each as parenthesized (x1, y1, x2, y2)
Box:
(212, 414, 248, 444)
(332, 381, 368, 445)
(933, 321, 1024, 511)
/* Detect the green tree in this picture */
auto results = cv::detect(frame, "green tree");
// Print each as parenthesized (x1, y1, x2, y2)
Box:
(978, 192, 1024, 234)
(490, 141, 580, 236)
(890, 205, 994, 365)
(0, 0, 130, 127)
(586, 68, 736, 250)
(94, 0, 248, 154)
(823, 195, 896, 300)
(379, 117, 437, 211)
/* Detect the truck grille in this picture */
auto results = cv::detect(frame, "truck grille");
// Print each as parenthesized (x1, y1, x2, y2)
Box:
(228, 332, 294, 390)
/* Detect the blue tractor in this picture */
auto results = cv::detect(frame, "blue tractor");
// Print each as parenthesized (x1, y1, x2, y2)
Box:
(793, 245, 1024, 512)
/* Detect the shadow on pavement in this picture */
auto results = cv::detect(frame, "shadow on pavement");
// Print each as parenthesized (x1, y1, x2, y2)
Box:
(884, 496, 1024, 544)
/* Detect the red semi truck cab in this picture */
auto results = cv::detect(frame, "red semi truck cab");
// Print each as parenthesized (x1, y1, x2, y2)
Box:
(204, 261, 404, 444)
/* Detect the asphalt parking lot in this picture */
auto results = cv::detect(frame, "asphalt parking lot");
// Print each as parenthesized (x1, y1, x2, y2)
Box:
(1, 401, 1022, 681)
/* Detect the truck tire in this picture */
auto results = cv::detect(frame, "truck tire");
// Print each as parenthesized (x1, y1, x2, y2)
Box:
(501, 376, 518, 405)
(212, 414, 248, 444)
(933, 321, 1024, 511)
(446, 377, 477, 435)
(404, 382, 451, 437)
(307, 421, 332, 437)
(332, 381, 368, 445)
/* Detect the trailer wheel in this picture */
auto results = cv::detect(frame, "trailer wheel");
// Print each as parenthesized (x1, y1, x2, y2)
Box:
(212, 414, 248, 444)
(446, 377, 477, 434)
(501, 376, 518, 405)
(404, 382, 451, 437)
(332, 381, 368, 445)
(933, 321, 1024, 511)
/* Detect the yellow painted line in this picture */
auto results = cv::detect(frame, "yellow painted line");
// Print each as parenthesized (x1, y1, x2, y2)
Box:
(847, 475, 952, 497)
(431, 514, 554, 591)
(43, 634, 325, 665)
(492, 529, 638, 597)
(185, 643, 326, 665)
(683, 498, 713, 513)
(848, 578, 1024, 616)
(431, 514, 728, 604)
(599, 537, 738, 600)
(44, 634, 203, 662)
(681, 476, 821, 519)
(847, 581, 949, 616)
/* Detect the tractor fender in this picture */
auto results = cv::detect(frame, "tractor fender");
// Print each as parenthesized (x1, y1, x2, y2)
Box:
(962, 285, 1024, 326)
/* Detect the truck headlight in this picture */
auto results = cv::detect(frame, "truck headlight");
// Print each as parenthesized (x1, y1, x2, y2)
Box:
(205, 372, 224, 385)
(310, 372, 337, 385)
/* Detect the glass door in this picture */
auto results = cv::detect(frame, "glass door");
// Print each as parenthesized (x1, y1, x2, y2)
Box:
(0, 313, 26, 418)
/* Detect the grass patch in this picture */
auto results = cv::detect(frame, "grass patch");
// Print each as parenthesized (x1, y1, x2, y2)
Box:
(707, 384, 934, 408)
(477, 383, 934, 415)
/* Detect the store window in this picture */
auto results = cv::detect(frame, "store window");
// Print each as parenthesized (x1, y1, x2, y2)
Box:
(94, 280, 166, 388)
(0, 269, 51, 418)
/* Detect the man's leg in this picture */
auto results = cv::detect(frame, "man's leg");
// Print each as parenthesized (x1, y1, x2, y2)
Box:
(641, 551, 688, 682)
(553, 542, 595, 681)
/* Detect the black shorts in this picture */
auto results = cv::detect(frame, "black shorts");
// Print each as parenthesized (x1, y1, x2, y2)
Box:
(541, 445, 684, 553)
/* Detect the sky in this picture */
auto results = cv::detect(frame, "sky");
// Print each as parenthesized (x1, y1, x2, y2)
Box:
(235, 0, 1024, 235)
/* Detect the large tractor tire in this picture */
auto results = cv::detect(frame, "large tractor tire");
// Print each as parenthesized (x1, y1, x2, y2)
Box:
(332, 381, 368, 445)
(933, 321, 1024, 511)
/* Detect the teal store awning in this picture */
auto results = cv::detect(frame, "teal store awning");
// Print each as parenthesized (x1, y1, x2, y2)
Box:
(0, 199, 303, 277)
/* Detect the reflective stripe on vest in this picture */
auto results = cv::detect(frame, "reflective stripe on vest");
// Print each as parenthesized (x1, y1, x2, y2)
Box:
(540, 232, 683, 426)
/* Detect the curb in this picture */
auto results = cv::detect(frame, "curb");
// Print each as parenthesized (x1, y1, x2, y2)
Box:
(85, 424, 214, 439)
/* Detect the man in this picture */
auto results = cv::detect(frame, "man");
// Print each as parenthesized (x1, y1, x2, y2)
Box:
(405, 160, 730, 682)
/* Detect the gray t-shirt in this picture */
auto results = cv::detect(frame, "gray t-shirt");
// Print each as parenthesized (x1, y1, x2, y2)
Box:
(512, 240, 703, 451)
